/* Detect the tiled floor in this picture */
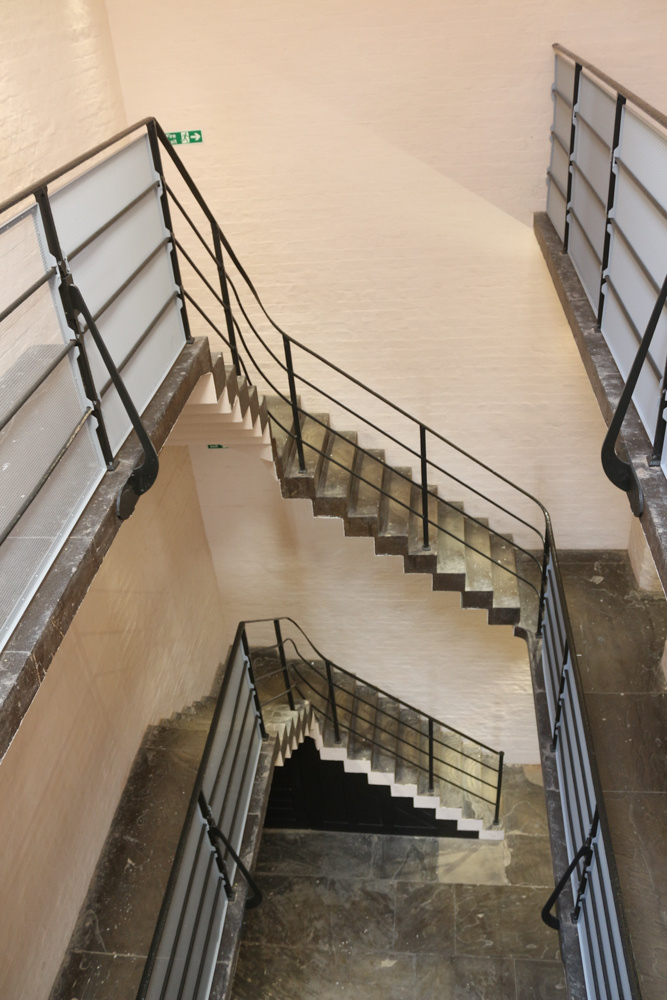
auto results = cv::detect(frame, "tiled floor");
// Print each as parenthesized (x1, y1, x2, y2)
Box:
(558, 551, 667, 1000)
(231, 764, 566, 1000)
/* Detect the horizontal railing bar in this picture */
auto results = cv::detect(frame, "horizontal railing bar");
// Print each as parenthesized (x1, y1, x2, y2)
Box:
(0, 340, 78, 435)
(575, 112, 611, 153)
(99, 292, 179, 397)
(289, 662, 496, 805)
(68, 181, 159, 260)
(568, 206, 603, 264)
(245, 616, 503, 755)
(571, 161, 607, 210)
(550, 128, 569, 156)
(226, 298, 544, 564)
(553, 87, 573, 109)
(604, 278, 662, 379)
(546, 169, 567, 202)
(174, 237, 225, 309)
(0, 117, 155, 218)
(254, 656, 499, 771)
(164, 183, 220, 267)
(611, 218, 661, 296)
(81, 237, 170, 330)
(181, 289, 253, 385)
(0, 267, 56, 325)
(553, 43, 667, 135)
(615, 156, 667, 225)
(0, 406, 93, 548)
(265, 406, 540, 593)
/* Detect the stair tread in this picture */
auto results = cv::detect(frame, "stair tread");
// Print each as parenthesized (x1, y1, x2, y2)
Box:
(436, 500, 466, 582)
(490, 534, 521, 610)
(379, 466, 412, 537)
(266, 395, 296, 474)
(348, 684, 378, 759)
(407, 483, 438, 556)
(464, 517, 493, 598)
(372, 696, 399, 774)
(348, 449, 385, 522)
(318, 431, 357, 499)
(284, 414, 330, 481)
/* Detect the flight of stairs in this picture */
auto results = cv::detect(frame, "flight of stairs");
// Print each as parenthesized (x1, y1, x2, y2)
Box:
(266, 395, 537, 636)
(254, 656, 504, 840)
(169, 360, 537, 637)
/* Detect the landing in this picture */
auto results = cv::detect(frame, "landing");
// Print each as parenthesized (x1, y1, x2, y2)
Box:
(231, 765, 565, 1000)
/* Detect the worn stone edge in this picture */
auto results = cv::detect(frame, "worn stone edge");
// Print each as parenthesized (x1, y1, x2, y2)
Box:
(0, 337, 221, 763)
(209, 736, 279, 1000)
(533, 212, 667, 593)
(526, 634, 588, 1000)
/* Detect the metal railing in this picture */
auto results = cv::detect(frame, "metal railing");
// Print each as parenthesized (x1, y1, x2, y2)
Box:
(540, 541, 639, 1000)
(546, 44, 667, 490)
(248, 616, 504, 825)
(137, 622, 265, 1000)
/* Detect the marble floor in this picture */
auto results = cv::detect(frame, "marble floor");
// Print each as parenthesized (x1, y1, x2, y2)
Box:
(231, 765, 566, 1000)
(558, 551, 667, 1000)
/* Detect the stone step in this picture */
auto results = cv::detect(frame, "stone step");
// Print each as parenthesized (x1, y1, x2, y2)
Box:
(434, 500, 466, 591)
(347, 683, 378, 762)
(376, 466, 412, 556)
(266, 395, 297, 478)
(462, 516, 494, 609)
(370, 695, 399, 781)
(282, 414, 330, 498)
(405, 483, 438, 573)
(313, 430, 358, 518)
(489, 532, 522, 625)
(345, 448, 385, 536)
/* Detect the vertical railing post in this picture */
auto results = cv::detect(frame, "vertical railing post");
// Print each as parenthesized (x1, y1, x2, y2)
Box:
(146, 120, 193, 344)
(650, 376, 667, 467)
(537, 532, 551, 637)
(241, 627, 267, 739)
(552, 640, 569, 750)
(34, 185, 116, 472)
(324, 660, 341, 744)
(211, 223, 241, 375)
(283, 335, 306, 473)
(563, 62, 582, 254)
(419, 424, 430, 549)
(596, 94, 626, 330)
(274, 619, 295, 711)
(428, 718, 434, 793)
(493, 751, 504, 826)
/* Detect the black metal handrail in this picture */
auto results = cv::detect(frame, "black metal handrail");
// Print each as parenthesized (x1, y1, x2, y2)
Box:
(245, 616, 504, 823)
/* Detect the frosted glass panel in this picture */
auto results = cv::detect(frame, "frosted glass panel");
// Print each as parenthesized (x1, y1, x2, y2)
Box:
(571, 169, 606, 259)
(569, 215, 601, 311)
(574, 118, 611, 203)
(547, 182, 566, 242)
(620, 108, 667, 214)
(578, 74, 616, 148)
(555, 54, 575, 106)
(554, 92, 572, 148)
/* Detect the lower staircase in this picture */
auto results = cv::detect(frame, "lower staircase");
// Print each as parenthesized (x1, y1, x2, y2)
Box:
(253, 649, 504, 840)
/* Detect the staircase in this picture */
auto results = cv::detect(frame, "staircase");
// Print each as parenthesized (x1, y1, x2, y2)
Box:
(252, 649, 504, 840)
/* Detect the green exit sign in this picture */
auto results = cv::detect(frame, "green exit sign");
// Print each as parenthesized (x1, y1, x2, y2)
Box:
(166, 130, 202, 145)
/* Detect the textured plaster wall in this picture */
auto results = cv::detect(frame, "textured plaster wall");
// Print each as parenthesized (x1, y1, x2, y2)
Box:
(102, 0, 657, 550)
(0, 448, 225, 1000)
(187, 444, 539, 766)
(0, 0, 126, 199)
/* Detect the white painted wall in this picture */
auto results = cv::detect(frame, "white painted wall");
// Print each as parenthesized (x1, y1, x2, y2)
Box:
(186, 444, 539, 766)
(0, 0, 126, 198)
(103, 0, 653, 550)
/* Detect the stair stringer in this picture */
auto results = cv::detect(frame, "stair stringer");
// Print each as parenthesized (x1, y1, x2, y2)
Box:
(263, 699, 504, 840)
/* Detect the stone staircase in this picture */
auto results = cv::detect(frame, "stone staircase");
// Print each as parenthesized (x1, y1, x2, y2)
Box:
(254, 655, 504, 840)
(169, 363, 538, 636)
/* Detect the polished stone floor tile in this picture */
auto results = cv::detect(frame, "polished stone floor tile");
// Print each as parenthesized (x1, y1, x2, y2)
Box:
(514, 958, 568, 998)
(231, 943, 340, 1000)
(332, 951, 416, 998)
(586, 693, 667, 793)
(394, 882, 456, 955)
(455, 885, 560, 960)
(436, 838, 509, 885)
(255, 830, 374, 879)
(415, 954, 515, 1000)
(242, 875, 331, 950)
(505, 834, 554, 887)
(49, 951, 144, 1000)
(371, 834, 438, 881)
(328, 878, 395, 954)
(501, 766, 549, 837)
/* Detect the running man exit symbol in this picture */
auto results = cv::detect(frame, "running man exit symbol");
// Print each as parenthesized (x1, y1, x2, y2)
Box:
(166, 131, 203, 145)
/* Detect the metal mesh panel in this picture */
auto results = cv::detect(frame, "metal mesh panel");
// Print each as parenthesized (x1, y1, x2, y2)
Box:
(574, 118, 611, 203)
(554, 92, 573, 148)
(0, 205, 51, 315)
(620, 108, 667, 215)
(547, 181, 567, 243)
(602, 286, 661, 434)
(555, 54, 576, 107)
(578, 75, 616, 148)
(0, 422, 104, 650)
(568, 214, 602, 311)
(571, 169, 606, 259)
(550, 140, 569, 198)
(612, 166, 667, 288)
(606, 230, 667, 375)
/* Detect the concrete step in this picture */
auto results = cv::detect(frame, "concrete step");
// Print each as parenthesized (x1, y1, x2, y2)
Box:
(376, 466, 412, 556)
(405, 483, 438, 573)
(313, 430, 358, 517)
(434, 500, 466, 591)
(462, 516, 494, 609)
(345, 448, 385, 536)
(282, 414, 330, 498)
